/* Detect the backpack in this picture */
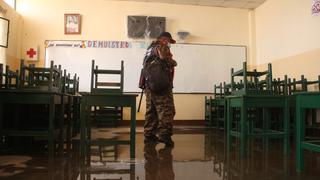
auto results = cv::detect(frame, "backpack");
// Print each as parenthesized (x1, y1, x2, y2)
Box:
(144, 57, 172, 95)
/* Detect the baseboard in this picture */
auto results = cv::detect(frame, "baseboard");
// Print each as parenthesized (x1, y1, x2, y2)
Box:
(119, 120, 205, 126)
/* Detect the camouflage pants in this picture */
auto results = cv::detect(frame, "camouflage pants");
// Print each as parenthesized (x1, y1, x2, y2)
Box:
(144, 88, 175, 139)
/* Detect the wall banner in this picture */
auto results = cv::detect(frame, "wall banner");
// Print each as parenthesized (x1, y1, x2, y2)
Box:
(45, 40, 132, 49)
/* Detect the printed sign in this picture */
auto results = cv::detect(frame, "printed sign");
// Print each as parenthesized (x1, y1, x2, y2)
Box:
(312, 0, 320, 15)
(45, 41, 132, 49)
(24, 46, 39, 61)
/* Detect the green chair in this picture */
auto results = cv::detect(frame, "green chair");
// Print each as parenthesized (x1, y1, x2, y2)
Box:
(272, 75, 289, 95)
(68, 73, 79, 95)
(0, 64, 19, 89)
(19, 60, 62, 92)
(204, 96, 213, 127)
(227, 62, 289, 157)
(91, 59, 124, 95)
(231, 62, 272, 95)
(213, 82, 230, 130)
(90, 60, 124, 127)
(205, 82, 230, 128)
(62, 70, 79, 95)
(287, 75, 308, 95)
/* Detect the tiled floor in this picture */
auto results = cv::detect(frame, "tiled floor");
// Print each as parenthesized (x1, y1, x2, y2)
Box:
(0, 126, 320, 180)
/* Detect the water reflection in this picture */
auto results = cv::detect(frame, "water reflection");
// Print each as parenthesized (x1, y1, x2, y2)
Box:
(144, 143, 174, 180)
(1, 128, 320, 180)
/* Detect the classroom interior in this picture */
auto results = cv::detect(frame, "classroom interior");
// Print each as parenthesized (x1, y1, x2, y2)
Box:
(0, 0, 320, 179)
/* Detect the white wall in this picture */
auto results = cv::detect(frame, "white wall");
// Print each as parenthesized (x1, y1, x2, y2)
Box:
(15, 0, 251, 120)
(0, 0, 22, 69)
(255, 0, 320, 66)
(16, 0, 250, 66)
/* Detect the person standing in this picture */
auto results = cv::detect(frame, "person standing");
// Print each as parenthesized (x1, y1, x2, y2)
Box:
(139, 32, 177, 147)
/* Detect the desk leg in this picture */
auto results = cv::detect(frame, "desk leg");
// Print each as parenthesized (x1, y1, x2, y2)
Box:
(130, 100, 136, 159)
(87, 105, 92, 160)
(0, 102, 3, 147)
(284, 99, 289, 155)
(79, 157, 86, 180)
(262, 108, 270, 152)
(48, 158, 55, 180)
(49, 98, 55, 159)
(224, 100, 227, 139)
(67, 96, 72, 154)
(130, 163, 136, 180)
(240, 101, 247, 157)
(80, 97, 87, 158)
(296, 105, 305, 172)
(227, 99, 232, 152)
(217, 104, 220, 129)
(209, 100, 213, 127)
(59, 95, 64, 156)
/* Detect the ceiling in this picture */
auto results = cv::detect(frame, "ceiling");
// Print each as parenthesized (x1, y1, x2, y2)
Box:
(110, 0, 267, 10)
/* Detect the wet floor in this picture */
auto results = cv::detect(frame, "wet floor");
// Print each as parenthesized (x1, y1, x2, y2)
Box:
(0, 126, 320, 180)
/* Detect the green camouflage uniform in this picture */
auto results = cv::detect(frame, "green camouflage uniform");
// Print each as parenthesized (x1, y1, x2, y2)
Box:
(144, 88, 175, 139)
(144, 54, 177, 140)
(142, 40, 177, 142)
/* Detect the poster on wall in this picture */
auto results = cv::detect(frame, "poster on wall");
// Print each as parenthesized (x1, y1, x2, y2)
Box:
(312, 0, 320, 16)
(23, 46, 39, 61)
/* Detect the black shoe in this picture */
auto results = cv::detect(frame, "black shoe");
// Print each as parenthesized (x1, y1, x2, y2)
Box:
(144, 135, 160, 144)
(158, 136, 174, 147)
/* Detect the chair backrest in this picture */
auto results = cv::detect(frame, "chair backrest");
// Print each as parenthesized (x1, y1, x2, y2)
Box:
(0, 64, 19, 89)
(272, 75, 288, 95)
(19, 59, 62, 92)
(305, 75, 320, 92)
(65, 72, 79, 95)
(214, 82, 231, 99)
(287, 75, 320, 94)
(231, 61, 272, 95)
(214, 83, 223, 99)
(91, 60, 124, 95)
(287, 75, 306, 95)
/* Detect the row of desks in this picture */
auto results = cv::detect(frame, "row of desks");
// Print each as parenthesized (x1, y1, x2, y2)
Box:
(0, 90, 81, 158)
(207, 92, 320, 172)
(0, 91, 138, 160)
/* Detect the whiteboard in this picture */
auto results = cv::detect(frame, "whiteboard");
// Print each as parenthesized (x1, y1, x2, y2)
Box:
(45, 40, 246, 93)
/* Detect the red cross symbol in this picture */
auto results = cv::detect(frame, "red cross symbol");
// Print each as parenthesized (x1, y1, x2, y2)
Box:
(27, 48, 37, 58)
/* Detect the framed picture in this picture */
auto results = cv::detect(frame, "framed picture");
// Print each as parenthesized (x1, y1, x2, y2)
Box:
(0, 17, 9, 48)
(64, 13, 81, 34)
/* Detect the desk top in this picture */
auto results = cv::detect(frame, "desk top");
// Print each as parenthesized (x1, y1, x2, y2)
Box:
(0, 89, 64, 95)
(293, 92, 320, 96)
(226, 94, 287, 99)
(0, 90, 80, 97)
(80, 92, 138, 107)
(80, 92, 138, 97)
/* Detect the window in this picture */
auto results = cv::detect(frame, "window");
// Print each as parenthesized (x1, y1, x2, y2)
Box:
(4, 0, 16, 9)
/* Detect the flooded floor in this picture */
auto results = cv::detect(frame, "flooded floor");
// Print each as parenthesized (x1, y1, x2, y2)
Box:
(0, 126, 320, 180)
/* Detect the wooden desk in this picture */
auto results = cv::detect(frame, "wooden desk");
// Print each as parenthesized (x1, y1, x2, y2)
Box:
(226, 94, 289, 157)
(295, 92, 320, 172)
(80, 93, 138, 158)
(0, 90, 70, 158)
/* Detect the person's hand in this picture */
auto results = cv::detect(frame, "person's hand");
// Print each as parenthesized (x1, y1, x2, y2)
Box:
(157, 45, 171, 60)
